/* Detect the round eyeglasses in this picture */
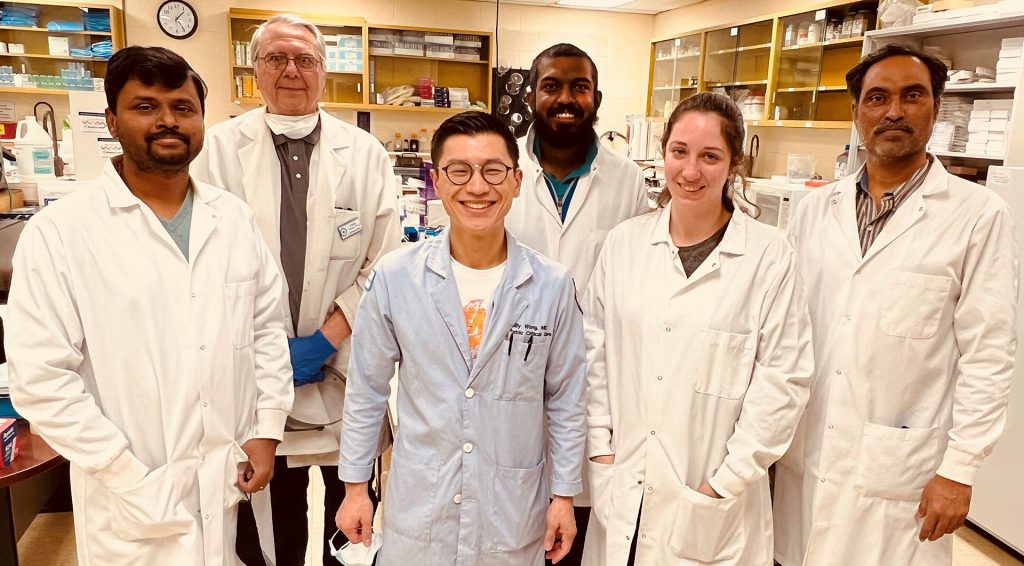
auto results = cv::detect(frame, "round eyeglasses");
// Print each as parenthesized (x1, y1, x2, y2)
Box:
(258, 52, 322, 71)
(441, 162, 515, 185)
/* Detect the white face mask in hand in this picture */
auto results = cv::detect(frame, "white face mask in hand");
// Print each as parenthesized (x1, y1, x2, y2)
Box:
(330, 529, 382, 566)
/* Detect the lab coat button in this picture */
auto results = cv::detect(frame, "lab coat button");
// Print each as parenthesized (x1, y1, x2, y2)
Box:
(202, 401, 208, 408)
(649, 430, 656, 436)
(453, 494, 463, 504)
(626, 535, 631, 541)
(190, 292, 196, 299)
(835, 369, 842, 375)
(646, 486, 653, 492)
(642, 534, 647, 539)
(664, 327, 671, 332)
(820, 478, 826, 484)
(295, 173, 302, 179)
(637, 480, 643, 485)
(463, 442, 474, 453)
(656, 375, 663, 381)
(465, 388, 475, 398)
(204, 513, 210, 520)
(292, 155, 299, 161)
(827, 424, 834, 430)
(199, 345, 206, 351)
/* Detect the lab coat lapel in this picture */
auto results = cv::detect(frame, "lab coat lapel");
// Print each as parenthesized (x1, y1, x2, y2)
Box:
(427, 233, 473, 372)
(859, 162, 942, 265)
(522, 129, 562, 224)
(470, 235, 530, 382)
(187, 182, 222, 263)
(237, 109, 281, 260)
(828, 178, 865, 263)
(297, 111, 351, 334)
(560, 165, 596, 233)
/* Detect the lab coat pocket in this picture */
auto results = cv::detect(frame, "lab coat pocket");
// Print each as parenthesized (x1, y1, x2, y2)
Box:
(109, 464, 193, 541)
(588, 460, 614, 529)
(489, 459, 548, 552)
(856, 423, 942, 501)
(385, 450, 439, 542)
(224, 279, 257, 349)
(878, 272, 952, 339)
(693, 329, 755, 399)
(667, 487, 744, 562)
(225, 442, 249, 507)
(497, 333, 552, 401)
(331, 209, 363, 260)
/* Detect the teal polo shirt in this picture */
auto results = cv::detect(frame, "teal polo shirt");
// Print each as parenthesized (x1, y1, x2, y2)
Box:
(533, 135, 598, 222)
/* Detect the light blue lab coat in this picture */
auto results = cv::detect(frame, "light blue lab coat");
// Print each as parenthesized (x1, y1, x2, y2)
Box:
(339, 231, 587, 566)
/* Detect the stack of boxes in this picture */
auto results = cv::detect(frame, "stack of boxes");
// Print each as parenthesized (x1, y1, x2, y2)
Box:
(395, 30, 425, 57)
(966, 99, 1013, 158)
(996, 37, 1023, 85)
(929, 95, 971, 153)
(453, 34, 483, 61)
(418, 78, 435, 108)
(425, 32, 455, 59)
(325, 34, 363, 73)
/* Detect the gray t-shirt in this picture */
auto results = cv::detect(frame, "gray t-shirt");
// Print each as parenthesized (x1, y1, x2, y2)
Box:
(158, 188, 194, 260)
(677, 219, 728, 277)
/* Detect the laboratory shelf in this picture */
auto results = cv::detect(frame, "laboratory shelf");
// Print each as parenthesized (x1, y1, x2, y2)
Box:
(0, 25, 111, 36)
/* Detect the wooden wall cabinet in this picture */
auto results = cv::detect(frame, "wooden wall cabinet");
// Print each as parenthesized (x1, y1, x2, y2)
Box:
(227, 9, 492, 115)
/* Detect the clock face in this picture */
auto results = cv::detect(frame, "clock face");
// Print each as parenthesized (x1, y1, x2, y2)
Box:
(157, 0, 197, 40)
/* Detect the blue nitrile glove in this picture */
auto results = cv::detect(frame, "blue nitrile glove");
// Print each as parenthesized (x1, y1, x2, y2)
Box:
(288, 330, 337, 386)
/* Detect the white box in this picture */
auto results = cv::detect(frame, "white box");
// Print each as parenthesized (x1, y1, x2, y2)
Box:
(988, 119, 1009, 131)
(1001, 37, 1024, 47)
(970, 132, 991, 141)
(47, 37, 69, 57)
(7, 43, 24, 54)
(970, 110, 992, 119)
(991, 110, 1011, 119)
(968, 119, 990, 132)
(989, 131, 1008, 141)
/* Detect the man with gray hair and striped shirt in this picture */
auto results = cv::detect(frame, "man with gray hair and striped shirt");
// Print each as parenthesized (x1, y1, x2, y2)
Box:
(192, 12, 400, 566)
(774, 43, 1018, 566)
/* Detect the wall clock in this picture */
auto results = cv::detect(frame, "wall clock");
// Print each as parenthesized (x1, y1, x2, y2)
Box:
(157, 0, 198, 40)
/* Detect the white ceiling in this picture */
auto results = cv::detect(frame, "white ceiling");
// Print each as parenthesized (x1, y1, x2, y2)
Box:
(489, 0, 707, 16)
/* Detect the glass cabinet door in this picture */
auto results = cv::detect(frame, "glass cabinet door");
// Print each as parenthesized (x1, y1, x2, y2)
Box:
(773, 10, 826, 121)
(649, 33, 701, 118)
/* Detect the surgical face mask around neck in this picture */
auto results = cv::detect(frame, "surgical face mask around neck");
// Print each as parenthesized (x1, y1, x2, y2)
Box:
(330, 529, 382, 566)
(264, 111, 319, 139)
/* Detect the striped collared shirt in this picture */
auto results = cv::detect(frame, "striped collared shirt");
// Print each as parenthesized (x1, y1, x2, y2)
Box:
(854, 155, 933, 255)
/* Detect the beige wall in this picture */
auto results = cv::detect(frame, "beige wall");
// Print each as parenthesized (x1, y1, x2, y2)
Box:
(122, 0, 653, 143)
(655, 0, 854, 179)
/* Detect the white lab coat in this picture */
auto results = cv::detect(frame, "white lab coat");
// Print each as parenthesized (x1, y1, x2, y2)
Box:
(339, 232, 587, 566)
(505, 126, 649, 292)
(773, 159, 1018, 566)
(192, 107, 401, 463)
(583, 207, 812, 566)
(5, 162, 293, 565)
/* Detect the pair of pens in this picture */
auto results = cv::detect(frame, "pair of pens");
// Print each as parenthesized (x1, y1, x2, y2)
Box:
(506, 330, 535, 361)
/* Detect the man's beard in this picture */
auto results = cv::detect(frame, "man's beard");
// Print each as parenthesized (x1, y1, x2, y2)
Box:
(534, 108, 597, 150)
(127, 131, 194, 173)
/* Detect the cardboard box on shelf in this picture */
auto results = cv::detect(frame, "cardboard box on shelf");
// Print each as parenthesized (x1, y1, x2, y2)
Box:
(0, 189, 23, 211)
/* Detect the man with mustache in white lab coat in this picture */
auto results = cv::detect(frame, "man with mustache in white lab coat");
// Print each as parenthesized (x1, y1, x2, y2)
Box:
(5, 46, 293, 565)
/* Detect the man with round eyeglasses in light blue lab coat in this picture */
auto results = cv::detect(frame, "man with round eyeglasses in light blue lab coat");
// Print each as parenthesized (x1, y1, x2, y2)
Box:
(336, 111, 587, 565)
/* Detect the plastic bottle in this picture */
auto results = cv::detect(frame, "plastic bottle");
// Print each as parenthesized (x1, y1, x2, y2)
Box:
(784, 24, 796, 47)
(410, 133, 419, 153)
(58, 117, 74, 176)
(392, 133, 402, 152)
(852, 11, 866, 37)
(835, 144, 850, 180)
(13, 115, 55, 181)
(841, 14, 854, 38)
(419, 128, 431, 153)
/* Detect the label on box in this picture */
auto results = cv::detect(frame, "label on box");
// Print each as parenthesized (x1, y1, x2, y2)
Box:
(0, 418, 17, 468)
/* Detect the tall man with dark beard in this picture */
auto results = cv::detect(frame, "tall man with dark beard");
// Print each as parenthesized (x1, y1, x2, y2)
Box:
(505, 43, 649, 566)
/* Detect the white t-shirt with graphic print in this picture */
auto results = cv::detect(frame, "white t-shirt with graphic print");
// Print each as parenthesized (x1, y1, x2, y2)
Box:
(451, 258, 506, 361)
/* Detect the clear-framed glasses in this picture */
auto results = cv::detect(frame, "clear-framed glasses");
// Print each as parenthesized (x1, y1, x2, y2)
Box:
(441, 161, 515, 185)
(258, 52, 322, 71)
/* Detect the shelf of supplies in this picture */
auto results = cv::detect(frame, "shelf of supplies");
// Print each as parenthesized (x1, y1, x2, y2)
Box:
(745, 119, 853, 129)
(655, 53, 701, 62)
(776, 86, 818, 92)
(370, 53, 487, 65)
(869, 12, 1024, 39)
(943, 82, 1016, 93)
(823, 36, 865, 47)
(0, 85, 75, 95)
(706, 80, 769, 87)
(0, 53, 107, 62)
(708, 43, 772, 55)
(781, 41, 823, 51)
(0, 25, 112, 36)
(932, 149, 1004, 161)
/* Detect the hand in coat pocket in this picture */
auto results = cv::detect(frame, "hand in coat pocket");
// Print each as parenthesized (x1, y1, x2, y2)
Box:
(588, 455, 615, 529)
(108, 464, 192, 541)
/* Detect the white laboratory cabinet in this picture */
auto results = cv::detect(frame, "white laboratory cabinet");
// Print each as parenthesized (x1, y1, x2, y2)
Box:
(973, 165, 1024, 555)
